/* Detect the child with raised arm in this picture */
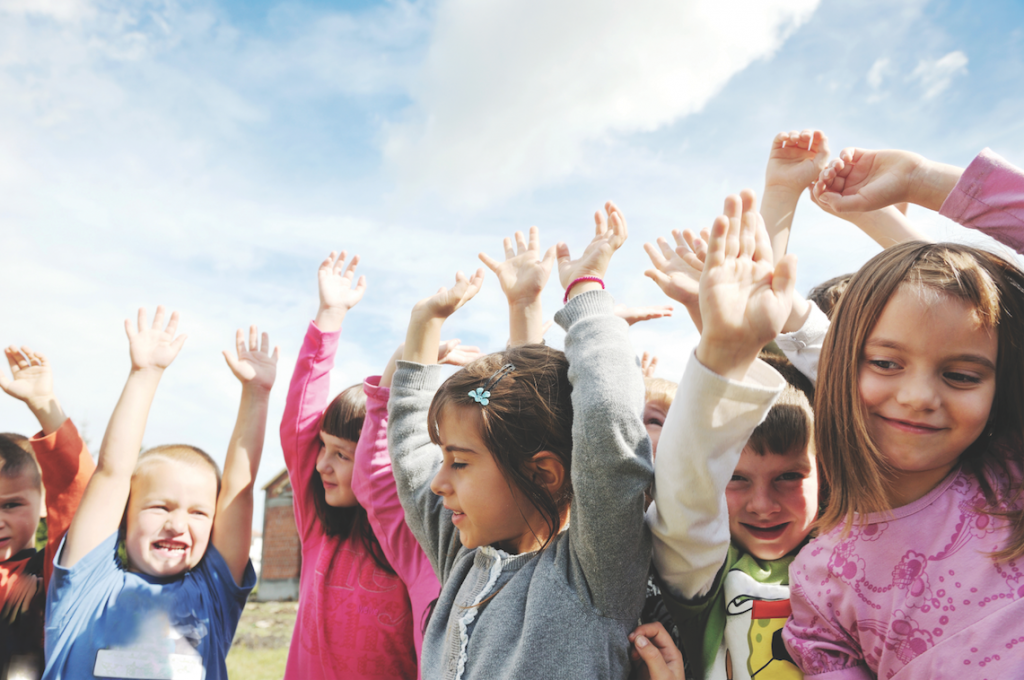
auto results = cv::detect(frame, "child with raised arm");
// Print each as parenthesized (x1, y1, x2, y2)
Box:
(388, 203, 652, 679)
(0, 347, 95, 680)
(44, 309, 274, 680)
(282, 252, 446, 680)
(646, 191, 821, 680)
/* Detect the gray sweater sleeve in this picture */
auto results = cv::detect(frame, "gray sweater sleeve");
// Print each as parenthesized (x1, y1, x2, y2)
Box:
(555, 289, 654, 619)
(387, 361, 461, 582)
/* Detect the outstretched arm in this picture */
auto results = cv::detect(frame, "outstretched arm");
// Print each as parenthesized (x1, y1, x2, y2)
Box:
(644, 229, 706, 331)
(215, 326, 278, 585)
(61, 307, 186, 568)
(809, 187, 933, 247)
(762, 129, 830, 260)
(480, 226, 556, 347)
(0, 346, 67, 435)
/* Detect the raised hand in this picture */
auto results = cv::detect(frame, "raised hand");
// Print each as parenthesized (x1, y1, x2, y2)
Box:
(614, 304, 674, 327)
(414, 269, 486, 321)
(640, 351, 658, 378)
(644, 228, 709, 331)
(223, 326, 279, 393)
(479, 226, 557, 306)
(697, 191, 797, 380)
(404, 269, 486, 365)
(765, 129, 830, 194)
(809, 189, 933, 248)
(557, 201, 628, 300)
(812, 146, 931, 214)
(0, 346, 54, 406)
(480, 226, 556, 346)
(125, 307, 186, 372)
(437, 339, 483, 367)
(317, 250, 366, 332)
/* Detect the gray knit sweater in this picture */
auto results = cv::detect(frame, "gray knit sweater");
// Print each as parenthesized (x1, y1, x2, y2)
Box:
(387, 290, 653, 680)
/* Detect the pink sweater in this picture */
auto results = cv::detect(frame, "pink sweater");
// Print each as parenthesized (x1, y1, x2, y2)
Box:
(281, 322, 417, 680)
(939, 147, 1024, 253)
(783, 466, 1024, 679)
(351, 376, 441, 672)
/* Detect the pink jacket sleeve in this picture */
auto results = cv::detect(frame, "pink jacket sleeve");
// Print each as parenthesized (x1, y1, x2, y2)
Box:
(280, 321, 339, 545)
(351, 376, 439, 659)
(939, 148, 1024, 253)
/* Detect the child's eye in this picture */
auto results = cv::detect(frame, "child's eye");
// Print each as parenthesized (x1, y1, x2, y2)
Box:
(777, 472, 804, 482)
(869, 359, 900, 371)
(2, 501, 23, 510)
(645, 418, 664, 427)
(944, 371, 981, 386)
(450, 462, 467, 471)
(728, 475, 747, 484)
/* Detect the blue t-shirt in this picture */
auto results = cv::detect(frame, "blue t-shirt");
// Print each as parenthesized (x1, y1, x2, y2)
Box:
(43, 532, 255, 680)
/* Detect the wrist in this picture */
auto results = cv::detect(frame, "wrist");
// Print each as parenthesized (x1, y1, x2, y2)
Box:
(761, 184, 804, 203)
(563, 276, 604, 303)
(695, 339, 759, 382)
(241, 382, 273, 400)
(909, 156, 962, 212)
(26, 394, 57, 412)
(315, 306, 347, 332)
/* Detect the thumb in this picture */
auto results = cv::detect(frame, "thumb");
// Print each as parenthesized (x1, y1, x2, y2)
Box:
(541, 244, 558, 271)
(222, 350, 241, 375)
(633, 635, 668, 677)
(773, 254, 799, 305)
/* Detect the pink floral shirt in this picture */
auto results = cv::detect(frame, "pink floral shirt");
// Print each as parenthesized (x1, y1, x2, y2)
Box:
(783, 466, 1024, 679)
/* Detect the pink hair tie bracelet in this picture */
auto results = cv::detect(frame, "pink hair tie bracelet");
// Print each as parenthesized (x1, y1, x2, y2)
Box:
(563, 276, 605, 304)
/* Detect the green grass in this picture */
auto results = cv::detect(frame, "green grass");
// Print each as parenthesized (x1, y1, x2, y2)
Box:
(226, 647, 289, 680)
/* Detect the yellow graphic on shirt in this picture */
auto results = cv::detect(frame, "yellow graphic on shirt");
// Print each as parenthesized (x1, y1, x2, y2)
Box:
(747, 598, 801, 679)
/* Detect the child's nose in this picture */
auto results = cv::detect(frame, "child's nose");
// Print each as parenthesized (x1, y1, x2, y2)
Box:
(165, 512, 187, 533)
(896, 372, 940, 411)
(748, 485, 780, 516)
(429, 467, 450, 497)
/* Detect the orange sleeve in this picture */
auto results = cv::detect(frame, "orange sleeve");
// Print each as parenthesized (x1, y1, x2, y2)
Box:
(30, 419, 96, 589)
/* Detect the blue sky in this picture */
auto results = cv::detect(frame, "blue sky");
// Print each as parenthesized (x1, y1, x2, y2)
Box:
(3, 0, 1023, 531)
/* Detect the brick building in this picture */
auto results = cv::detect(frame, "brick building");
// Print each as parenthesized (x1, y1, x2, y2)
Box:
(258, 468, 301, 601)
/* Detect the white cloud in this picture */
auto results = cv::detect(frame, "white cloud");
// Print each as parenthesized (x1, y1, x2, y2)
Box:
(384, 0, 820, 207)
(867, 56, 890, 90)
(0, 0, 91, 21)
(910, 50, 968, 99)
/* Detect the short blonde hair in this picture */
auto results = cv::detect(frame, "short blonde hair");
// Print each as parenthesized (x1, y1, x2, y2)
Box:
(644, 378, 677, 410)
(132, 444, 222, 496)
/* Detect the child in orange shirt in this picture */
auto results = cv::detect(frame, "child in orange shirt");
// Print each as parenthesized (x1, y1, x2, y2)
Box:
(0, 346, 95, 680)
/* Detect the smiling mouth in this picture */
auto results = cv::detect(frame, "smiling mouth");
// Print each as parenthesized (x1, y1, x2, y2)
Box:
(742, 523, 789, 539)
(878, 415, 943, 434)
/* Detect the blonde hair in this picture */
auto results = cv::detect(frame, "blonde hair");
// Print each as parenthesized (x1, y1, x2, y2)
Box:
(644, 377, 677, 410)
(132, 444, 222, 496)
(816, 242, 1024, 561)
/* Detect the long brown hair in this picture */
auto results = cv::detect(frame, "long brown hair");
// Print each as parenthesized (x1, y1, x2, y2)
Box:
(427, 344, 575, 553)
(816, 242, 1024, 561)
(314, 383, 393, 574)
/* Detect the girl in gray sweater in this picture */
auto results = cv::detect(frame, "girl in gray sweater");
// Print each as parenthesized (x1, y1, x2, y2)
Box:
(387, 203, 653, 679)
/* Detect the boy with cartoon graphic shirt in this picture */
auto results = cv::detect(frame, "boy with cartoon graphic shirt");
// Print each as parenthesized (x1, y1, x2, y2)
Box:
(647, 348, 820, 680)
(0, 347, 95, 680)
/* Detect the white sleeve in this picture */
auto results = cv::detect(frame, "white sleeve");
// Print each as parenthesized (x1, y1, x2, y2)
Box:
(646, 353, 785, 600)
(775, 301, 830, 386)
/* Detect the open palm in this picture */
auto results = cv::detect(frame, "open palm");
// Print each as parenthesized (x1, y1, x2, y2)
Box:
(224, 326, 278, 392)
(0, 346, 53, 403)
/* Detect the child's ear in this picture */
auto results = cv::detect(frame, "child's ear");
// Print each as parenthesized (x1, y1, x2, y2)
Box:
(527, 451, 566, 496)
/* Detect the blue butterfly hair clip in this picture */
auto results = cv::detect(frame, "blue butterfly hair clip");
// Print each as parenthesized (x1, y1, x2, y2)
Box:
(468, 363, 516, 407)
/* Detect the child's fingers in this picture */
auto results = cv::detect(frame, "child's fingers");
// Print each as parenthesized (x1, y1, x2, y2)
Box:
(722, 194, 743, 260)
(170, 334, 188, 354)
(343, 254, 360, 279)
(607, 201, 627, 241)
(235, 329, 246, 357)
(527, 225, 540, 253)
(738, 189, 758, 259)
(540, 243, 557, 271)
(704, 213, 730, 270)
(752, 210, 774, 263)
(478, 251, 501, 272)
(260, 332, 270, 355)
(503, 236, 515, 260)
(164, 309, 180, 337)
(773, 253, 799, 303)
(514, 230, 528, 255)
(248, 325, 258, 352)
(152, 305, 166, 331)
(354, 275, 367, 296)
(136, 307, 148, 334)
(271, 346, 281, 363)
